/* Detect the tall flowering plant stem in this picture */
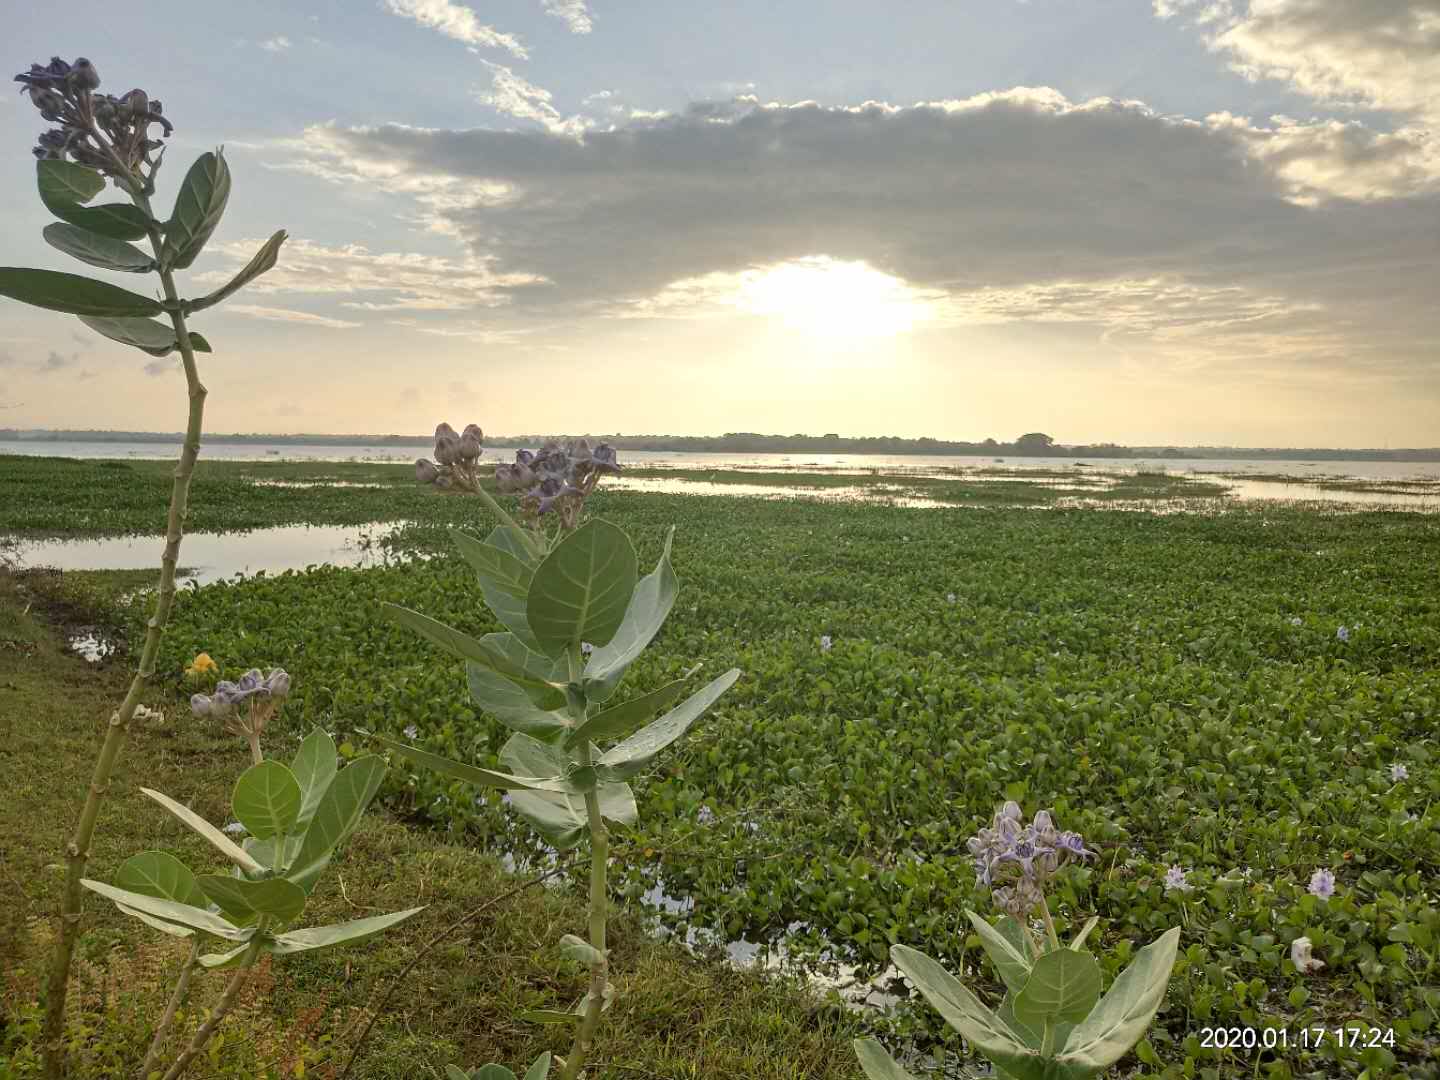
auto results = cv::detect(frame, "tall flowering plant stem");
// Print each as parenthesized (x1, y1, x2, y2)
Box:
(4, 55, 287, 1078)
(381, 426, 738, 1080)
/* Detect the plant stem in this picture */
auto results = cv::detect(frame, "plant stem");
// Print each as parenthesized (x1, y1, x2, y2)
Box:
(465, 472, 546, 560)
(138, 938, 201, 1080)
(42, 193, 209, 1080)
(158, 926, 267, 1080)
(1039, 896, 1062, 952)
(560, 646, 608, 1080)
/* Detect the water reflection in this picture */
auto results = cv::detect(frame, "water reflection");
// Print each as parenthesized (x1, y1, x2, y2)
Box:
(8, 522, 411, 585)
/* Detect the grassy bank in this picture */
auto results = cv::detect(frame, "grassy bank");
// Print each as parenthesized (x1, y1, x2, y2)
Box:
(0, 572, 860, 1078)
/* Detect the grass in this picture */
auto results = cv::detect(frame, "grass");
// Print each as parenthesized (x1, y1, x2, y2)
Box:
(0, 572, 861, 1079)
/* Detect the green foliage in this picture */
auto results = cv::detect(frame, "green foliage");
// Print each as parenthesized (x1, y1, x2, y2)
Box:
(0, 268, 162, 318)
(162, 150, 231, 270)
(36, 159, 152, 240)
(525, 519, 637, 657)
(77, 314, 211, 357)
(186, 229, 286, 313)
(41, 223, 155, 272)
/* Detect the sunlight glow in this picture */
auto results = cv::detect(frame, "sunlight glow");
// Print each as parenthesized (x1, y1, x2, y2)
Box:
(734, 257, 937, 340)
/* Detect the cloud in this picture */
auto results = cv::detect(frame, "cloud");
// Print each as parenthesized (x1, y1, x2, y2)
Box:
(383, 0, 527, 59)
(541, 0, 593, 33)
(1156, 1, 1440, 121)
(225, 305, 364, 329)
(476, 63, 591, 137)
(289, 90, 1440, 378)
(143, 359, 172, 377)
(260, 35, 292, 52)
(196, 236, 545, 311)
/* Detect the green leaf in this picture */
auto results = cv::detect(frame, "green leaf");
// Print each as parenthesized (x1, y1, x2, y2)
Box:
(1070, 916, 1099, 952)
(286, 755, 387, 889)
(163, 150, 231, 269)
(197, 875, 307, 926)
(42, 223, 155, 273)
(266, 907, 425, 955)
(80, 879, 249, 940)
(243, 834, 302, 876)
(1057, 926, 1181, 1072)
(77, 314, 211, 356)
(597, 668, 739, 779)
(466, 662, 571, 740)
(372, 734, 577, 794)
(487, 524, 542, 567)
(565, 672, 694, 749)
(451, 527, 533, 590)
(967, 910, 1033, 994)
(382, 607, 565, 702)
(1013, 947, 1103, 1031)
(853, 1039, 921, 1080)
(0, 268, 162, 318)
(37, 160, 152, 240)
(445, 1067, 472, 1080)
(583, 527, 678, 702)
(472, 1068, 518, 1080)
(139, 787, 265, 874)
(117, 903, 200, 939)
(526, 520, 637, 658)
(558, 934, 605, 967)
(115, 851, 206, 908)
(186, 229, 286, 312)
(889, 944, 1045, 1080)
(523, 1053, 552, 1080)
(232, 760, 302, 840)
(517, 1010, 579, 1026)
(198, 941, 262, 970)
(508, 780, 637, 849)
(291, 728, 339, 830)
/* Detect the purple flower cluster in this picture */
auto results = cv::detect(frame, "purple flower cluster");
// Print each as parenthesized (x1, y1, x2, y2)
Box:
(415, 422, 484, 490)
(495, 438, 621, 527)
(191, 667, 290, 718)
(15, 56, 171, 180)
(966, 802, 1093, 919)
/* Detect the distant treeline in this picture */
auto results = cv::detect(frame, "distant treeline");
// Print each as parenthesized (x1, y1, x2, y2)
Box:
(3, 429, 1439, 462)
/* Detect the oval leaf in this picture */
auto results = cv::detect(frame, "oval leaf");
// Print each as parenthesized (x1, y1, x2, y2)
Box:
(0, 268, 162, 318)
(467, 662, 571, 740)
(116, 850, 206, 908)
(527, 520, 638, 658)
(1013, 947, 1103, 1029)
(291, 728, 339, 830)
(80, 879, 247, 940)
(232, 760, 302, 840)
(78, 313, 209, 357)
(37, 159, 152, 240)
(43, 223, 155, 273)
(139, 787, 265, 874)
(37, 159, 104, 204)
(1058, 926, 1182, 1071)
(966, 910, 1033, 995)
(565, 672, 695, 749)
(186, 229, 286, 312)
(597, 667, 739, 779)
(164, 150, 231, 269)
(853, 1039, 921, 1080)
(582, 527, 678, 702)
(197, 874, 307, 926)
(266, 906, 425, 955)
(372, 733, 577, 794)
(286, 755, 388, 890)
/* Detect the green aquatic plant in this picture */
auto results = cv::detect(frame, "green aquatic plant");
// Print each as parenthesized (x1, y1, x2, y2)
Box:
(376, 424, 739, 1080)
(855, 802, 1180, 1079)
(81, 725, 421, 1080)
(5, 54, 288, 1076)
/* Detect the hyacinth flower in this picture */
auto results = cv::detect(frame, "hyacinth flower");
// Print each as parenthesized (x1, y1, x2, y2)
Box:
(855, 803, 1181, 1080)
(5, 55, 290, 1078)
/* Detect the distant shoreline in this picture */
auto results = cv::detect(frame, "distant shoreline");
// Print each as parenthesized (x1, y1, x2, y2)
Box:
(2, 430, 1438, 463)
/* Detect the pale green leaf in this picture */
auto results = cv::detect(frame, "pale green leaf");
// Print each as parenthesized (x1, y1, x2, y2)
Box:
(966, 910, 1033, 994)
(486, 524, 542, 567)
(286, 756, 387, 889)
(266, 906, 425, 955)
(853, 1039, 921, 1080)
(115, 851, 206, 908)
(43, 223, 154, 272)
(0, 268, 162, 318)
(80, 879, 248, 940)
(526, 520, 638, 658)
(558, 933, 604, 967)
(291, 728, 339, 830)
(232, 759, 302, 840)
(582, 527, 678, 702)
(36, 159, 151, 240)
(197, 875, 307, 926)
(522, 1053, 552, 1080)
(77, 314, 211, 356)
(163, 150, 231, 269)
(1057, 926, 1181, 1072)
(597, 668, 739, 779)
(373, 734, 577, 794)
(199, 941, 260, 970)
(466, 662, 571, 740)
(1013, 947, 1103, 1030)
(1070, 916, 1100, 952)
(186, 229, 286, 312)
(139, 787, 264, 874)
(565, 672, 694, 749)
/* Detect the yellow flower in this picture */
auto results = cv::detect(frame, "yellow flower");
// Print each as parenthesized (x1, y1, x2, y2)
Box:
(186, 652, 218, 676)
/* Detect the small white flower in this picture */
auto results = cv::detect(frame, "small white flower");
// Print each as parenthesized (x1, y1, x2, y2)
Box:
(403, 724, 419, 740)
(947, 592, 957, 604)
(1336, 625, 1350, 642)
(1391, 762, 1409, 782)
(696, 805, 716, 826)
(222, 821, 246, 835)
(1291, 936, 1325, 974)
(1163, 865, 1194, 893)
(1308, 868, 1336, 900)
(819, 635, 833, 652)
(581, 641, 594, 655)
(1290, 616, 1303, 626)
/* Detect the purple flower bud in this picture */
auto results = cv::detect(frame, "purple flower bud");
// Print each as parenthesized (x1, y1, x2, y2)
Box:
(1056, 831, 1093, 859)
(434, 435, 460, 466)
(237, 669, 264, 693)
(415, 458, 439, 484)
(1308, 868, 1336, 899)
(121, 88, 148, 117)
(1164, 865, 1194, 893)
(591, 444, 621, 474)
(69, 58, 99, 91)
(265, 669, 291, 697)
(457, 433, 482, 462)
(462, 423, 483, 443)
(190, 693, 213, 717)
(515, 449, 535, 467)
(434, 422, 459, 441)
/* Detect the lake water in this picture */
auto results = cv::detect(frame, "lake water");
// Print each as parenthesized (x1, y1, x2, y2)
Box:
(4, 439, 1440, 482)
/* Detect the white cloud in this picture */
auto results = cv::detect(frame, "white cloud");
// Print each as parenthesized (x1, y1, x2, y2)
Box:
(541, 0, 593, 33)
(383, 0, 528, 58)
(260, 35, 292, 52)
(476, 63, 592, 138)
(225, 305, 363, 329)
(197, 237, 546, 312)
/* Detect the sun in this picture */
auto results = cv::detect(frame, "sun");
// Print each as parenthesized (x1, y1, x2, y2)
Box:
(733, 256, 936, 341)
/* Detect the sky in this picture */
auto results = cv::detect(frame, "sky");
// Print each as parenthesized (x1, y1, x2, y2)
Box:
(2, 0, 1438, 446)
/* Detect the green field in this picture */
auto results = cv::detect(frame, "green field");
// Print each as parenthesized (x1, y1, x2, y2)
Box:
(3, 454, 1438, 1078)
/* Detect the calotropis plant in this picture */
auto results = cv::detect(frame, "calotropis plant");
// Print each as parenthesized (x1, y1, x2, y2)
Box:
(6, 55, 287, 1077)
(82, 728, 422, 1080)
(376, 423, 738, 1080)
(854, 803, 1181, 1080)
